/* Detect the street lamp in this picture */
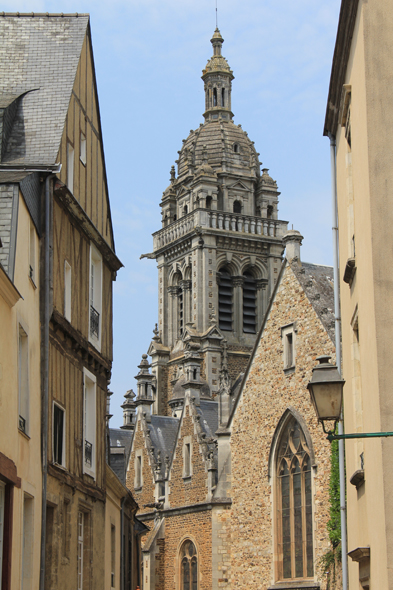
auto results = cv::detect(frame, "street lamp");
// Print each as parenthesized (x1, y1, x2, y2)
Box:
(307, 356, 393, 442)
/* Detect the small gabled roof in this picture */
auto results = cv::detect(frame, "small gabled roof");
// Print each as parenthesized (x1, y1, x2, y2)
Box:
(109, 428, 134, 485)
(0, 13, 89, 166)
(147, 415, 179, 476)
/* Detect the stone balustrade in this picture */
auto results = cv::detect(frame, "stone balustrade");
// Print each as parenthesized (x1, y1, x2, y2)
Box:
(153, 209, 288, 250)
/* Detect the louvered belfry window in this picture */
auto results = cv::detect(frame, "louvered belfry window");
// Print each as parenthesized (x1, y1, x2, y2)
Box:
(243, 271, 256, 333)
(276, 416, 313, 581)
(218, 269, 233, 331)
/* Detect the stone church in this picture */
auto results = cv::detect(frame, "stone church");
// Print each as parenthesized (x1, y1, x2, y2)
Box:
(115, 28, 337, 590)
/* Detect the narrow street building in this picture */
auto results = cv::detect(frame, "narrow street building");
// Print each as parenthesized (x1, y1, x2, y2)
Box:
(324, 0, 393, 587)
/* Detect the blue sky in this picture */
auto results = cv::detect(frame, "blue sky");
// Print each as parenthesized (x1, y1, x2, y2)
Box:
(4, 0, 341, 427)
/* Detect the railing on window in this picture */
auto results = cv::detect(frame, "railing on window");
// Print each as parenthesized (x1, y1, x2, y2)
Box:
(19, 414, 26, 433)
(90, 305, 99, 339)
(85, 440, 93, 467)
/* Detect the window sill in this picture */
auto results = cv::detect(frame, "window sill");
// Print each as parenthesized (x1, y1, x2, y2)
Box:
(29, 275, 37, 289)
(52, 461, 67, 472)
(268, 582, 320, 590)
(134, 486, 143, 492)
(80, 157, 86, 167)
(18, 428, 30, 440)
(284, 365, 295, 375)
(182, 476, 192, 483)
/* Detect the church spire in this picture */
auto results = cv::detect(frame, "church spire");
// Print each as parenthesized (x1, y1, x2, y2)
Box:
(202, 28, 234, 122)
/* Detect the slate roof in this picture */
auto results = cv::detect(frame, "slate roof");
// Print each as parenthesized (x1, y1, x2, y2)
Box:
(292, 261, 335, 343)
(147, 415, 179, 477)
(0, 13, 89, 166)
(109, 428, 134, 485)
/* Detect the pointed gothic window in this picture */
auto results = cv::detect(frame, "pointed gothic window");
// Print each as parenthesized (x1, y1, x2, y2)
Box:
(180, 540, 198, 590)
(276, 416, 313, 581)
(243, 271, 256, 334)
(221, 88, 225, 107)
(218, 268, 233, 331)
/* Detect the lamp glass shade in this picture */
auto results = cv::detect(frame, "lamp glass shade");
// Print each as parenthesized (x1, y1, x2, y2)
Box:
(309, 381, 343, 422)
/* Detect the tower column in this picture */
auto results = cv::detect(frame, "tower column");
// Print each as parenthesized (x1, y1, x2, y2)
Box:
(232, 276, 244, 338)
(168, 286, 178, 346)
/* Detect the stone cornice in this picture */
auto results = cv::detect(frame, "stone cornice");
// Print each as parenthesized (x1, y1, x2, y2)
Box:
(137, 498, 232, 521)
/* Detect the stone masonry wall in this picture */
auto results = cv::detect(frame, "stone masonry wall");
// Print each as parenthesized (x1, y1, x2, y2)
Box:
(163, 510, 212, 590)
(127, 418, 156, 515)
(229, 264, 335, 589)
(168, 400, 209, 508)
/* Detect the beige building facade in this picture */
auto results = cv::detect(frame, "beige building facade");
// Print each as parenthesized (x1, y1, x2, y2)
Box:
(0, 185, 42, 590)
(324, 0, 393, 587)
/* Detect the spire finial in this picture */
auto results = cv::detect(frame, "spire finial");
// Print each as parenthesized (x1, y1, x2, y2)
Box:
(215, 0, 218, 29)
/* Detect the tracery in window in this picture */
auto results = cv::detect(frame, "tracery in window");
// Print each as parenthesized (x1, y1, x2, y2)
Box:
(180, 540, 197, 590)
(276, 416, 313, 581)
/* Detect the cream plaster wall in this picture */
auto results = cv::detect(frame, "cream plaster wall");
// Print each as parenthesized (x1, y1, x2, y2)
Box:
(0, 192, 42, 589)
(334, 0, 393, 587)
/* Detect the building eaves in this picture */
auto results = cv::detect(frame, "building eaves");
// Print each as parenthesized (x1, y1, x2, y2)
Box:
(323, 0, 360, 137)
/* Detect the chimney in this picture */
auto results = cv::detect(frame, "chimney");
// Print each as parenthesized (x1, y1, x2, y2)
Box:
(283, 229, 304, 264)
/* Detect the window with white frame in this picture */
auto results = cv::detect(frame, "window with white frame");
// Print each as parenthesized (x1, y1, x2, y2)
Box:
(18, 325, 29, 435)
(183, 437, 192, 479)
(64, 261, 72, 322)
(111, 524, 116, 588)
(135, 453, 142, 490)
(67, 142, 74, 194)
(83, 369, 96, 478)
(281, 323, 296, 371)
(53, 403, 66, 467)
(89, 244, 102, 351)
(22, 494, 34, 590)
(80, 132, 86, 166)
(77, 511, 84, 590)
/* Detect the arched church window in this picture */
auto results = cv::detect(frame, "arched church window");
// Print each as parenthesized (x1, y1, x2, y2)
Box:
(213, 88, 217, 107)
(218, 268, 233, 331)
(206, 196, 212, 210)
(233, 143, 239, 153)
(276, 416, 313, 581)
(184, 204, 188, 215)
(233, 200, 242, 214)
(180, 540, 198, 590)
(242, 271, 256, 333)
(267, 205, 273, 219)
(221, 88, 225, 107)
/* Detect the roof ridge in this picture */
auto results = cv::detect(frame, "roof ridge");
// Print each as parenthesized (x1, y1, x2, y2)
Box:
(0, 12, 89, 17)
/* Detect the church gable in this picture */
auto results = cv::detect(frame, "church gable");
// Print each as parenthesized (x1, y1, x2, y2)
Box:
(168, 398, 215, 508)
(127, 416, 157, 512)
(228, 259, 335, 589)
(57, 29, 114, 249)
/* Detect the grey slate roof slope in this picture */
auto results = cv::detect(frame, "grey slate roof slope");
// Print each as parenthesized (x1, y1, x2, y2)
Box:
(109, 428, 134, 485)
(0, 14, 89, 166)
(197, 400, 219, 461)
(147, 415, 179, 477)
(291, 261, 335, 343)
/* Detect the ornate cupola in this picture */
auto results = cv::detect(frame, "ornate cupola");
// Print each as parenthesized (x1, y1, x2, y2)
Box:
(202, 28, 234, 122)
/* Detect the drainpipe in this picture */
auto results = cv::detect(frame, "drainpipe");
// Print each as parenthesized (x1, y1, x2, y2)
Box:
(328, 133, 348, 590)
(39, 168, 60, 590)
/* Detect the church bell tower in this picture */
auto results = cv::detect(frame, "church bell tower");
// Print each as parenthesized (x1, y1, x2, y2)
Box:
(144, 29, 288, 414)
